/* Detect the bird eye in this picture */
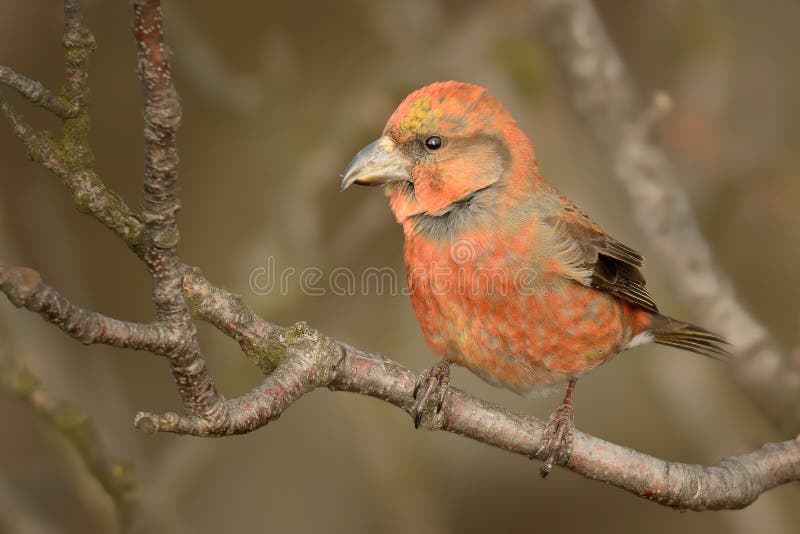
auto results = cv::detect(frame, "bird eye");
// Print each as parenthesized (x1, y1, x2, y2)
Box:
(424, 136, 443, 151)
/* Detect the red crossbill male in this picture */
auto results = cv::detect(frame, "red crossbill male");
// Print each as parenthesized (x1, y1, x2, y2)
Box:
(340, 81, 728, 476)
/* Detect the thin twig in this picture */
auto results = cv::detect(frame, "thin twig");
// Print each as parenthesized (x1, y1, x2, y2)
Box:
(0, 65, 77, 118)
(1, 3, 142, 252)
(0, 356, 139, 529)
(0, 263, 172, 352)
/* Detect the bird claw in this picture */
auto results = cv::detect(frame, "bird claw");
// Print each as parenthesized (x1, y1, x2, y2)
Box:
(412, 360, 451, 428)
(535, 402, 575, 477)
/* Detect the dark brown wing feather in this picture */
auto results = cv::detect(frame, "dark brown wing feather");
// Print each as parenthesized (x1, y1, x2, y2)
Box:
(545, 198, 659, 313)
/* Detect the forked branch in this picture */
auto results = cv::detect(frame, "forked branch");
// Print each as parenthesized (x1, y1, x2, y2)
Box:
(0, 0, 796, 514)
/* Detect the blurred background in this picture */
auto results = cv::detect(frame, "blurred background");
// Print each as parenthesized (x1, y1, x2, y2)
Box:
(1, 0, 799, 532)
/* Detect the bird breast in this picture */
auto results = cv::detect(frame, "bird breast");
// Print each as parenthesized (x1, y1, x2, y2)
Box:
(403, 226, 628, 395)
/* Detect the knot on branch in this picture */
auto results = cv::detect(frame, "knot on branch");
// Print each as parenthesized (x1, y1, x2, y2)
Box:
(133, 403, 233, 436)
(63, 28, 96, 65)
(0, 265, 42, 307)
(133, 410, 176, 434)
(258, 322, 342, 382)
(23, 80, 46, 103)
(142, 88, 181, 134)
(713, 456, 761, 509)
(149, 224, 181, 250)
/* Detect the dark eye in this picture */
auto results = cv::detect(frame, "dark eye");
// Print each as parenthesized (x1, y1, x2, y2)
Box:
(424, 135, 443, 151)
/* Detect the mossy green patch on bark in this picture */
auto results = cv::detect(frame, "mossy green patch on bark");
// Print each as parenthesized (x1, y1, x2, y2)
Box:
(249, 322, 342, 379)
(56, 115, 94, 171)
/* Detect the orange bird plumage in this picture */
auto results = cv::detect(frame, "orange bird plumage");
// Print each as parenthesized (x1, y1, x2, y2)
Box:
(341, 81, 728, 476)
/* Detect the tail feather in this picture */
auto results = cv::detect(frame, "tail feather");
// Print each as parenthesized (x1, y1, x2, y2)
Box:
(647, 315, 730, 360)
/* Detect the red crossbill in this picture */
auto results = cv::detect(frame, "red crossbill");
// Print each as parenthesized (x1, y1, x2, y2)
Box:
(341, 81, 727, 476)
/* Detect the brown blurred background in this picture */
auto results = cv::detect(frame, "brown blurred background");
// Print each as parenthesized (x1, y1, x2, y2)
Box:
(1, 1, 799, 533)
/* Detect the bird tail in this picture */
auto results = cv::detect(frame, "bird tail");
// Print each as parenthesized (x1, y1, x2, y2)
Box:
(647, 314, 730, 360)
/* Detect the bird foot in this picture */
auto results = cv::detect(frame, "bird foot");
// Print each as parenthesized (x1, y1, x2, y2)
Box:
(411, 360, 451, 428)
(535, 402, 575, 477)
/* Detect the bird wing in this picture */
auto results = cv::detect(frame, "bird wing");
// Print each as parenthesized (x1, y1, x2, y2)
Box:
(542, 196, 659, 313)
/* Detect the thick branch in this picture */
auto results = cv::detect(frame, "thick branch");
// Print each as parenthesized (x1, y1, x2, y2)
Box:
(133, 0, 185, 324)
(335, 348, 799, 511)
(530, 0, 800, 432)
(133, 0, 223, 421)
(144, 274, 800, 509)
(180, 270, 800, 510)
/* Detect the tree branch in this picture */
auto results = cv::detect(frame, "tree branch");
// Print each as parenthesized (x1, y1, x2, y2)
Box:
(0, 2, 143, 253)
(132, 0, 224, 426)
(0, 65, 77, 118)
(529, 0, 800, 433)
(0, 0, 92, 120)
(0, 263, 172, 352)
(0, 0, 797, 515)
(0, 355, 138, 529)
(178, 274, 800, 510)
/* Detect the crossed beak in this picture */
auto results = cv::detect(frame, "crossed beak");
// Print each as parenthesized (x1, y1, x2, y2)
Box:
(340, 136, 412, 191)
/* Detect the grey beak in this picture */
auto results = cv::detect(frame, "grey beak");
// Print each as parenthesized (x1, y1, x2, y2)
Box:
(340, 136, 412, 191)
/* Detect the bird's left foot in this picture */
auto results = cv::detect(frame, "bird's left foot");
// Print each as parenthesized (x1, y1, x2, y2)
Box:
(534, 378, 578, 477)
(412, 360, 451, 428)
(535, 402, 575, 477)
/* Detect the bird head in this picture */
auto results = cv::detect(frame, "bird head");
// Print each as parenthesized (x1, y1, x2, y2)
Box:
(341, 81, 536, 231)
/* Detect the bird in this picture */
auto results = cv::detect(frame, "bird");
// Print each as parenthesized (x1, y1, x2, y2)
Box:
(340, 81, 728, 476)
